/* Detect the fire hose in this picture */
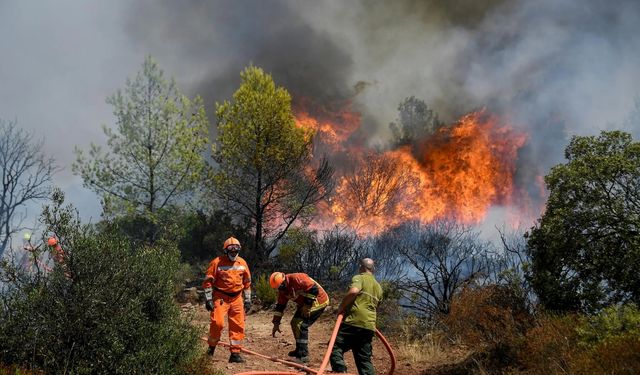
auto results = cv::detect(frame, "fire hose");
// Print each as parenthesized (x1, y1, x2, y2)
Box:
(209, 313, 396, 375)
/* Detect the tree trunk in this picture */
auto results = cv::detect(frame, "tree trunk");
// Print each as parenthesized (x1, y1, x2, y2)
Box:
(254, 169, 264, 264)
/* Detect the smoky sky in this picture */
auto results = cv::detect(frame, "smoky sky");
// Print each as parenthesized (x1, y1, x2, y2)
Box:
(127, 0, 355, 107)
(2, 0, 640, 228)
(127, 0, 640, 144)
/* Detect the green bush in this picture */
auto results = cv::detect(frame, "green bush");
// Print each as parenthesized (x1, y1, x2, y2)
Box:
(577, 303, 640, 347)
(254, 273, 277, 306)
(0, 191, 201, 374)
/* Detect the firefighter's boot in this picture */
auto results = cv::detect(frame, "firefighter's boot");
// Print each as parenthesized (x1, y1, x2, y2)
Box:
(289, 344, 309, 363)
(297, 343, 309, 363)
(207, 346, 216, 357)
(229, 353, 245, 363)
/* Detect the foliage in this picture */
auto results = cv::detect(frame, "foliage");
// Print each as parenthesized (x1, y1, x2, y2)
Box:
(440, 292, 640, 375)
(73, 56, 210, 217)
(0, 118, 56, 257)
(97, 208, 250, 265)
(443, 286, 533, 354)
(213, 65, 333, 265)
(0, 363, 44, 374)
(379, 220, 496, 316)
(517, 308, 640, 375)
(570, 335, 640, 375)
(519, 314, 580, 375)
(0, 190, 200, 374)
(275, 227, 315, 273)
(276, 226, 365, 289)
(374, 280, 404, 332)
(253, 273, 277, 307)
(389, 96, 442, 147)
(526, 130, 640, 312)
(175, 209, 252, 264)
(577, 303, 640, 347)
(494, 226, 534, 312)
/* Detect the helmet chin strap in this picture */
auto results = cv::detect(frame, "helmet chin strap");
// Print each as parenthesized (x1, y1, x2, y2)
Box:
(226, 251, 239, 261)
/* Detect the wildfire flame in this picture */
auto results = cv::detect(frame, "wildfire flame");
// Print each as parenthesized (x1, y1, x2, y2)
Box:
(293, 99, 360, 154)
(296, 103, 531, 236)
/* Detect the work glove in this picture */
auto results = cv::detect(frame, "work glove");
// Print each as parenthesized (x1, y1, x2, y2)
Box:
(244, 299, 251, 314)
(204, 287, 213, 311)
(272, 323, 282, 337)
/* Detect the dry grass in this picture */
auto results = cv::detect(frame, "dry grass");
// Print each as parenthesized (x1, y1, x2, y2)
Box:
(395, 332, 451, 364)
(391, 314, 470, 367)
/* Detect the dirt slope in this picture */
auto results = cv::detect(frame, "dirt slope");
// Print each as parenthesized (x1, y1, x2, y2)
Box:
(190, 304, 422, 375)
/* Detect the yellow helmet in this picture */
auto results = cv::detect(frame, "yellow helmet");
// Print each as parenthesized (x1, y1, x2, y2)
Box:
(269, 272, 285, 289)
(223, 237, 241, 250)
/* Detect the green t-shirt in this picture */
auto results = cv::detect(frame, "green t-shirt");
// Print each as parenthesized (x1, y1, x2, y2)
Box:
(343, 272, 383, 331)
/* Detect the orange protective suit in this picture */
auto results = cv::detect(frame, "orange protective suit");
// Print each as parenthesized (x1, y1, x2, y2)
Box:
(272, 273, 329, 358)
(202, 255, 251, 353)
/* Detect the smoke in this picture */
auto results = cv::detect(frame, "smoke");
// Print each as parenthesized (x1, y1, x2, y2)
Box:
(128, 0, 640, 139)
(127, 0, 354, 108)
(126, 0, 640, 229)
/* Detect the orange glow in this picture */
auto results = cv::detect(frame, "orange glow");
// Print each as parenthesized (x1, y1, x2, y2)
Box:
(297, 103, 532, 236)
(294, 99, 361, 153)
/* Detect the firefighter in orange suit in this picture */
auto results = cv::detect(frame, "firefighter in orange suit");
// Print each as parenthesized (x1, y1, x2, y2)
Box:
(202, 237, 252, 363)
(269, 272, 329, 363)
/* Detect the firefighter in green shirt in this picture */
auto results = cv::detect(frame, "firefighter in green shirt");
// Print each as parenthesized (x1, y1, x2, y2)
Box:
(330, 258, 383, 375)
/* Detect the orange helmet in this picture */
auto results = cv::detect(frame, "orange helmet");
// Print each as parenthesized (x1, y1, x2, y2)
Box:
(269, 272, 285, 289)
(47, 237, 58, 247)
(223, 236, 241, 250)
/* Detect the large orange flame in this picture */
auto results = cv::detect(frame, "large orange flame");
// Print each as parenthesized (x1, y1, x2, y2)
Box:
(294, 99, 360, 154)
(296, 104, 531, 236)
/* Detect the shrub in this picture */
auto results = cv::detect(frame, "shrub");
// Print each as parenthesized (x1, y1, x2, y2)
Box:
(519, 313, 581, 374)
(439, 285, 537, 374)
(0, 191, 200, 374)
(577, 303, 640, 347)
(376, 280, 403, 331)
(567, 304, 640, 374)
(254, 273, 277, 306)
(517, 309, 640, 375)
(570, 335, 640, 375)
(442, 286, 532, 349)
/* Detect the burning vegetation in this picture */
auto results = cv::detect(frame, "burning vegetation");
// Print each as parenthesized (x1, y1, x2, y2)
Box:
(296, 103, 530, 236)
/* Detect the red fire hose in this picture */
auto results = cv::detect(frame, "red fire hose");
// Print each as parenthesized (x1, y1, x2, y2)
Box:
(211, 313, 396, 375)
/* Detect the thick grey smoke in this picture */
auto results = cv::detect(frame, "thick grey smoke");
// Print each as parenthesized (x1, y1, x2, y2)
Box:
(126, 0, 640, 220)
(127, 0, 355, 108)
(2, 0, 639, 229)
(128, 0, 640, 145)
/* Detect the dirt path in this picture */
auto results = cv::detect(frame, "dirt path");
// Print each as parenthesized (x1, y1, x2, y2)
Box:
(191, 304, 421, 375)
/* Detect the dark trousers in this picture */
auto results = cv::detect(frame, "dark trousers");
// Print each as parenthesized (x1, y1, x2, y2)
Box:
(290, 306, 325, 355)
(330, 323, 375, 375)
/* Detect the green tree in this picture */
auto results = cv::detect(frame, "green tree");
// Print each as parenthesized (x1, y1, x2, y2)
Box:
(213, 66, 333, 265)
(73, 56, 209, 217)
(389, 96, 441, 147)
(526, 131, 640, 312)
